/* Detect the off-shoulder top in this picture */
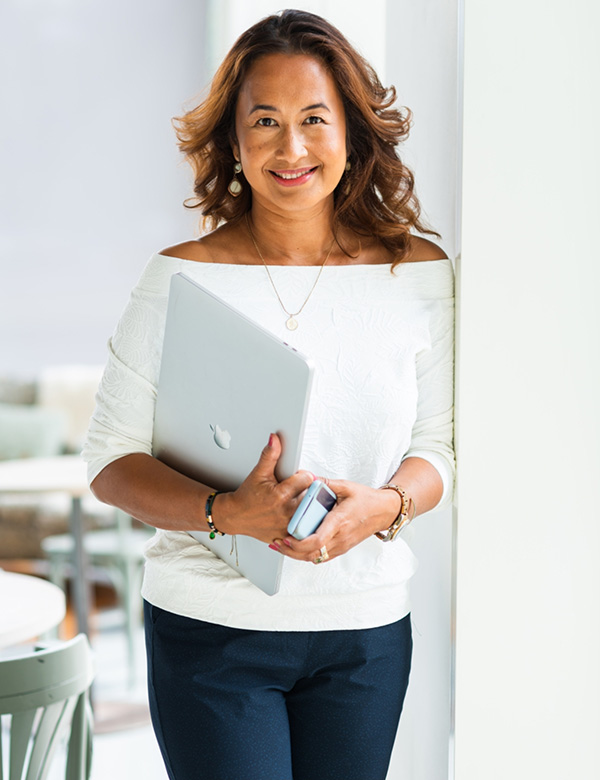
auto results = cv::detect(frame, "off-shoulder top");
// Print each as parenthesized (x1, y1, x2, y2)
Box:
(83, 253, 455, 631)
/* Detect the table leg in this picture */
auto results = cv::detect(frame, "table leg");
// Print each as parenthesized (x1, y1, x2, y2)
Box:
(69, 496, 93, 637)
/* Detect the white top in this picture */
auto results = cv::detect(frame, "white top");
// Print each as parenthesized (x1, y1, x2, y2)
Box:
(83, 253, 455, 631)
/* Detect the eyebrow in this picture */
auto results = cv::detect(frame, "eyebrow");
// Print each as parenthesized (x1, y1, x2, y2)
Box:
(248, 102, 331, 114)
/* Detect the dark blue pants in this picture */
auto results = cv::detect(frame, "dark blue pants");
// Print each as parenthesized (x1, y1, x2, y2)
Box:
(144, 601, 412, 780)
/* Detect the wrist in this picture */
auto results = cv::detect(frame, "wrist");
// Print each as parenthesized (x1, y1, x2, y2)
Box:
(375, 483, 416, 542)
(204, 491, 236, 536)
(377, 488, 403, 532)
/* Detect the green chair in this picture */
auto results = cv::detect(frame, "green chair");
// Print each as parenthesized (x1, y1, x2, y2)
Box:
(41, 510, 151, 688)
(0, 634, 94, 780)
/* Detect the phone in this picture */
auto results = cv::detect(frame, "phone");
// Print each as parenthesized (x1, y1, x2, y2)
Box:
(287, 480, 337, 540)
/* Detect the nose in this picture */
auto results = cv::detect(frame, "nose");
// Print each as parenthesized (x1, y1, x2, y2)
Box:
(276, 125, 307, 163)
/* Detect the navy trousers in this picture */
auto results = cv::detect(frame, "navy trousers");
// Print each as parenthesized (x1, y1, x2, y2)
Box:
(144, 601, 412, 780)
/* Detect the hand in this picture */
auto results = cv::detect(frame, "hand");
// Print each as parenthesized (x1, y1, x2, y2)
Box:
(272, 478, 401, 564)
(213, 433, 315, 544)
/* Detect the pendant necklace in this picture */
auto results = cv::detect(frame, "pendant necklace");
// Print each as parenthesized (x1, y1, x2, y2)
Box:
(245, 213, 335, 331)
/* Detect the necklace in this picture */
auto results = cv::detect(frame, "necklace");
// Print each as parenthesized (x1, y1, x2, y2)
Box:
(245, 213, 335, 330)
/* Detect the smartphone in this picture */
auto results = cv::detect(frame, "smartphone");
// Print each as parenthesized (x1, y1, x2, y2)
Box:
(287, 480, 337, 540)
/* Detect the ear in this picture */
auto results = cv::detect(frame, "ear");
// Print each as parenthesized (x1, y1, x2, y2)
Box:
(230, 138, 240, 163)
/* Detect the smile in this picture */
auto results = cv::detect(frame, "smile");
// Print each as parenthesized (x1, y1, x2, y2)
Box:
(269, 166, 318, 186)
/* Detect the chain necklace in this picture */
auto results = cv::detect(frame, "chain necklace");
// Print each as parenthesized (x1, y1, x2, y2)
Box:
(245, 213, 335, 331)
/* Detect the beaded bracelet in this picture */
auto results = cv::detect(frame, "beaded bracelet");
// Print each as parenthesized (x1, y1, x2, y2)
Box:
(205, 491, 225, 539)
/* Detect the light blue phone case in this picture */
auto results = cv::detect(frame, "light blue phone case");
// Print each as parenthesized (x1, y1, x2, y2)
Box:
(287, 480, 337, 540)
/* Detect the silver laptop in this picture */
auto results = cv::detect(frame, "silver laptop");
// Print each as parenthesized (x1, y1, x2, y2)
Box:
(152, 272, 314, 595)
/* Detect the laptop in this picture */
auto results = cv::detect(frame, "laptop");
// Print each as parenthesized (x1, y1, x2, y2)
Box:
(152, 272, 314, 595)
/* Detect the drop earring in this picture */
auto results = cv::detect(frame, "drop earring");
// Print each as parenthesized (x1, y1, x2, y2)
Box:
(228, 161, 243, 197)
(343, 160, 352, 195)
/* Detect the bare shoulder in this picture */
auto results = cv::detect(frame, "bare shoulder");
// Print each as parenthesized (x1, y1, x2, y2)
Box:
(159, 239, 210, 262)
(160, 223, 249, 264)
(405, 236, 448, 262)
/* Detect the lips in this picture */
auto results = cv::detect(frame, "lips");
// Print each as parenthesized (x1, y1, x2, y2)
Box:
(269, 166, 318, 186)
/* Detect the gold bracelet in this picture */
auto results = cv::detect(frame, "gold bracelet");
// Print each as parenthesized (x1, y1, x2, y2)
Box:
(408, 496, 417, 521)
(375, 484, 413, 542)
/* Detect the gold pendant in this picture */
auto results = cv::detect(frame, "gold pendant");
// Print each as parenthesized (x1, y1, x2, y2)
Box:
(286, 316, 298, 331)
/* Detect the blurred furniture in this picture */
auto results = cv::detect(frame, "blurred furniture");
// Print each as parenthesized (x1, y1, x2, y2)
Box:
(0, 634, 94, 780)
(0, 456, 94, 637)
(42, 510, 151, 687)
(0, 368, 151, 685)
(0, 570, 66, 649)
(0, 366, 108, 562)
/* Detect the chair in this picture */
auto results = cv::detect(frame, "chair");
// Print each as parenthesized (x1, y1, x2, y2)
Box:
(0, 634, 94, 780)
(41, 511, 151, 686)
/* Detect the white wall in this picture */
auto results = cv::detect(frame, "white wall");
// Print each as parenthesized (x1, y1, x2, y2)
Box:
(205, 0, 387, 79)
(0, 0, 208, 376)
(386, 0, 462, 259)
(455, 1, 600, 778)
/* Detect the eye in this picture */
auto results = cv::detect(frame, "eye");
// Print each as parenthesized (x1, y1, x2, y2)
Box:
(256, 117, 277, 127)
(305, 115, 325, 125)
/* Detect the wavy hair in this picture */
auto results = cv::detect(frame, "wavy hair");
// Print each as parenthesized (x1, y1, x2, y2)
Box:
(174, 9, 438, 266)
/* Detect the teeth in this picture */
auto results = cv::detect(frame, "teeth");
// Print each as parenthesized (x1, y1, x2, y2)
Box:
(276, 169, 311, 180)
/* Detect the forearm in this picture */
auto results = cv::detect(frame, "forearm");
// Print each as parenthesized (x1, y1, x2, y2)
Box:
(387, 456, 444, 521)
(90, 436, 315, 542)
(354, 456, 445, 539)
(90, 453, 212, 533)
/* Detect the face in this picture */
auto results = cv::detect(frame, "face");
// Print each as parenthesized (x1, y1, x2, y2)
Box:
(233, 53, 347, 217)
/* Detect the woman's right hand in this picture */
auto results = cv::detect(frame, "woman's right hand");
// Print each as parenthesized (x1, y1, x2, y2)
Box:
(212, 433, 315, 544)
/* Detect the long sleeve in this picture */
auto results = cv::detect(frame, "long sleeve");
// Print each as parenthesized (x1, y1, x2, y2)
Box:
(402, 272, 455, 508)
(82, 258, 177, 483)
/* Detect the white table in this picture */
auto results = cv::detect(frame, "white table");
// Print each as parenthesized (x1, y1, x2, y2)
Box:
(0, 570, 66, 649)
(0, 455, 93, 636)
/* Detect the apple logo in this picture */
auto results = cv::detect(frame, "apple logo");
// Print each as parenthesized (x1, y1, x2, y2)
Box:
(210, 424, 231, 450)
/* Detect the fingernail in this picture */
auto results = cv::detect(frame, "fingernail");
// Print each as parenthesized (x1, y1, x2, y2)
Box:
(269, 543, 280, 552)
(308, 471, 316, 481)
(268, 433, 274, 447)
(283, 538, 293, 548)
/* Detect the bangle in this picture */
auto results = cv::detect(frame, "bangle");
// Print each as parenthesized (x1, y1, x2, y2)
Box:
(375, 484, 414, 542)
(205, 491, 225, 538)
(408, 496, 417, 521)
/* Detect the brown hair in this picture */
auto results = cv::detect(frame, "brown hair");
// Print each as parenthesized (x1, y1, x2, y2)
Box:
(174, 9, 438, 266)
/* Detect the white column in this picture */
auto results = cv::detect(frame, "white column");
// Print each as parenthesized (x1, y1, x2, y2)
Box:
(385, 3, 461, 778)
(455, 1, 600, 778)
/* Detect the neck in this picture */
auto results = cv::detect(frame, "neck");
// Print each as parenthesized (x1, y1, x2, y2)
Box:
(247, 203, 336, 266)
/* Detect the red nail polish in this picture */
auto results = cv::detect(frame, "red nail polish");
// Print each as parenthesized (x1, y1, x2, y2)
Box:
(269, 543, 280, 552)
(268, 433, 274, 447)
(283, 538, 293, 548)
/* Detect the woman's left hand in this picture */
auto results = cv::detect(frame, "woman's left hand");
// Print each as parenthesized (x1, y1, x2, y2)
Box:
(272, 478, 400, 564)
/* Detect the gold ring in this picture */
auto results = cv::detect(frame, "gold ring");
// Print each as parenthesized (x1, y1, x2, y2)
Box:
(314, 545, 329, 565)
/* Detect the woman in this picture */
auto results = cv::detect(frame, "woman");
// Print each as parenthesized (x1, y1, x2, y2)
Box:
(84, 9, 454, 780)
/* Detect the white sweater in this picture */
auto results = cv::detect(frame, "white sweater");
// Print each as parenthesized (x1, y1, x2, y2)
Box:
(83, 253, 455, 631)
